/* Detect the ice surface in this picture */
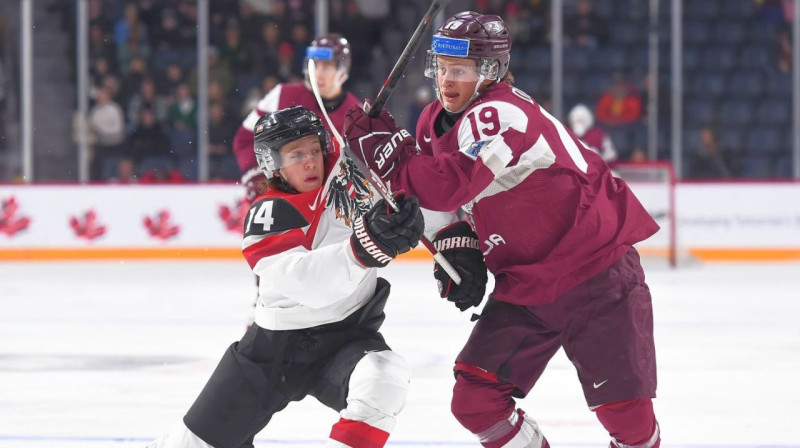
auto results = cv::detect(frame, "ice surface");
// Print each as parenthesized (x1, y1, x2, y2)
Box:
(0, 260, 798, 447)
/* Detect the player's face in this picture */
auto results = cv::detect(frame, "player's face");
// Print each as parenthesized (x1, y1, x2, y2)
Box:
(435, 56, 481, 112)
(313, 60, 344, 100)
(278, 135, 325, 193)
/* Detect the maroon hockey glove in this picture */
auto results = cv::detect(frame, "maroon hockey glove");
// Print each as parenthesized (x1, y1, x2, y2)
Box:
(350, 192, 425, 268)
(432, 221, 488, 311)
(343, 103, 416, 179)
(241, 168, 269, 203)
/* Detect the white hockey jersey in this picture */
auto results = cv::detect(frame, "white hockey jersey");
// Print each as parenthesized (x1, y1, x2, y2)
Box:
(241, 147, 379, 330)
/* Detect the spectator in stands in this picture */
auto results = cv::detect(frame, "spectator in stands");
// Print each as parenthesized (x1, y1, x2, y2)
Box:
(757, 0, 789, 24)
(88, 0, 111, 34)
(237, 1, 267, 43)
(565, 0, 608, 48)
(207, 80, 227, 109)
(156, 63, 184, 96)
(687, 126, 732, 178)
(128, 108, 172, 170)
(596, 73, 643, 126)
(220, 22, 251, 74)
(776, 26, 793, 73)
(277, 42, 298, 81)
(89, 24, 116, 71)
(290, 23, 312, 73)
(111, 158, 136, 183)
(568, 103, 618, 165)
(167, 83, 197, 131)
(139, 166, 185, 183)
(136, 0, 162, 40)
(334, 0, 373, 83)
(120, 56, 149, 107)
(207, 102, 238, 180)
(251, 21, 282, 80)
(151, 8, 183, 52)
(114, 3, 148, 63)
(190, 46, 234, 97)
(88, 87, 126, 180)
(89, 58, 111, 98)
(629, 147, 648, 164)
(118, 26, 151, 77)
(175, 1, 200, 46)
(127, 77, 169, 132)
(101, 74, 123, 104)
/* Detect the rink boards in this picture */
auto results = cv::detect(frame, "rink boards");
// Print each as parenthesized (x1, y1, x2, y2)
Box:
(1, 182, 799, 261)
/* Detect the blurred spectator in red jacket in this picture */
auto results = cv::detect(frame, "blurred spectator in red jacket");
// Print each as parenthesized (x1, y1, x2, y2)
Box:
(596, 73, 642, 125)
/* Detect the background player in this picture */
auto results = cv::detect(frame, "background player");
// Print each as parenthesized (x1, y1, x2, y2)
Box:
(148, 106, 424, 448)
(234, 34, 361, 202)
(343, 11, 661, 448)
(568, 103, 618, 166)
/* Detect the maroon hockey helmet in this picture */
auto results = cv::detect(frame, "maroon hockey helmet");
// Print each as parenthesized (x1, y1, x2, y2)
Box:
(305, 33, 352, 74)
(426, 11, 512, 82)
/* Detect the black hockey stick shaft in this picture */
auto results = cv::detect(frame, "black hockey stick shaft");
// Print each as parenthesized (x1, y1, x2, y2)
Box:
(307, 59, 462, 285)
(367, 0, 453, 117)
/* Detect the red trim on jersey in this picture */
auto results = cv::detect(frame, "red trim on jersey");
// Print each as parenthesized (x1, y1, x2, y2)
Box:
(242, 228, 309, 269)
(454, 361, 499, 382)
(329, 418, 390, 448)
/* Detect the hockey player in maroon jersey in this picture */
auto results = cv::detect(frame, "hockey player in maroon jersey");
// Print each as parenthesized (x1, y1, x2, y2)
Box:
(343, 11, 661, 448)
(234, 34, 362, 203)
(568, 103, 619, 166)
(147, 106, 424, 448)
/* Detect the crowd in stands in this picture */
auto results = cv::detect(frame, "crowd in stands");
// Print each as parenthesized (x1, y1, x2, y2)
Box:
(68, 0, 389, 183)
(3, 0, 795, 181)
(479, 0, 795, 179)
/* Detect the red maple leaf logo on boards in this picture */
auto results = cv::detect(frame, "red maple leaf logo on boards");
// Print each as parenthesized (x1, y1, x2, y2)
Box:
(0, 196, 31, 237)
(143, 209, 180, 240)
(218, 197, 250, 234)
(69, 210, 107, 241)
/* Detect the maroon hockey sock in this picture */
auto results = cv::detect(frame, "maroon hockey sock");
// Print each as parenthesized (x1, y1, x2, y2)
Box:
(595, 398, 660, 448)
(329, 418, 390, 448)
(451, 368, 517, 435)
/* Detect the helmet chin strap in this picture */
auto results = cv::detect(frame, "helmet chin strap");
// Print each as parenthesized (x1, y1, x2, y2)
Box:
(437, 74, 487, 114)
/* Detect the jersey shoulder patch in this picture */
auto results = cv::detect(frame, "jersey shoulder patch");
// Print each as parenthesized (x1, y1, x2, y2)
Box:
(243, 197, 310, 238)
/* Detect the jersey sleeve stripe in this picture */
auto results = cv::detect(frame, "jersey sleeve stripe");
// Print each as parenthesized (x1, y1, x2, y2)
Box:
(242, 229, 307, 269)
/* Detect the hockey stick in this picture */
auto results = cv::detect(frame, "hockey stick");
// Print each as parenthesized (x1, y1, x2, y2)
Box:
(367, 0, 454, 116)
(308, 59, 461, 284)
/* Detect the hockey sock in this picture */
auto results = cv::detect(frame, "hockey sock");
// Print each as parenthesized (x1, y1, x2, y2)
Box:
(595, 398, 660, 448)
(328, 418, 390, 448)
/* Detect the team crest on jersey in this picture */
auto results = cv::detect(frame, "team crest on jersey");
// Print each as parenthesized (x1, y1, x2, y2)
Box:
(465, 140, 486, 158)
(326, 158, 374, 226)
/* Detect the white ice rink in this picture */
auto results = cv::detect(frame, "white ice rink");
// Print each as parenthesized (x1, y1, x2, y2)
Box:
(1, 259, 799, 448)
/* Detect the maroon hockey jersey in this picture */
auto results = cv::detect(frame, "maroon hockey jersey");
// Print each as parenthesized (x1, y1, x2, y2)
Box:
(233, 83, 361, 175)
(390, 82, 658, 305)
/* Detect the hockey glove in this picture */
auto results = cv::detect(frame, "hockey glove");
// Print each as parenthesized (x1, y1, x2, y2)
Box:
(432, 221, 488, 311)
(350, 192, 425, 268)
(241, 167, 269, 203)
(343, 103, 416, 179)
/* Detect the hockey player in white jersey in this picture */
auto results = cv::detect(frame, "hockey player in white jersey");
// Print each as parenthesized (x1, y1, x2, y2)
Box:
(147, 106, 424, 448)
